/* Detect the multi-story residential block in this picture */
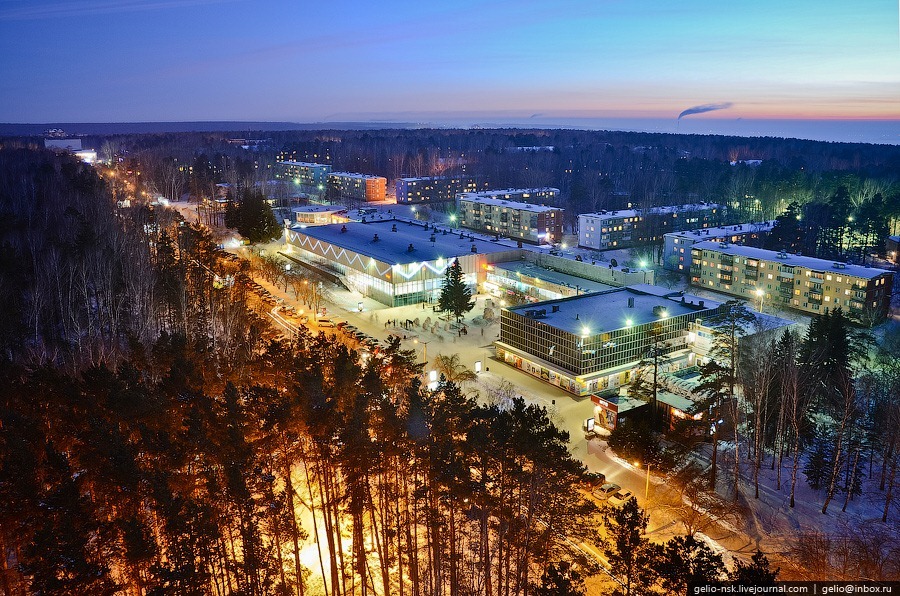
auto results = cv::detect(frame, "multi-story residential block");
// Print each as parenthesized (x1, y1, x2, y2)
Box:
(395, 176, 479, 204)
(663, 221, 774, 271)
(275, 161, 332, 192)
(689, 241, 893, 323)
(327, 172, 387, 203)
(578, 203, 725, 250)
(457, 188, 562, 244)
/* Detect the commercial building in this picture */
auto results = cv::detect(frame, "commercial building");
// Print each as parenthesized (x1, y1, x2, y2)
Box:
(483, 261, 614, 303)
(578, 203, 725, 250)
(291, 205, 349, 226)
(663, 221, 774, 271)
(327, 172, 387, 203)
(495, 285, 727, 397)
(284, 219, 520, 307)
(689, 241, 894, 323)
(457, 188, 562, 244)
(276, 161, 332, 192)
(396, 176, 479, 204)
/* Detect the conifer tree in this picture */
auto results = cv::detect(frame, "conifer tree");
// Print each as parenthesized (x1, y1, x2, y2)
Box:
(438, 259, 475, 323)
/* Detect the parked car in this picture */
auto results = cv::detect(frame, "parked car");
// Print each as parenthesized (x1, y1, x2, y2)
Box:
(592, 482, 621, 500)
(608, 489, 634, 507)
(582, 472, 607, 491)
(317, 319, 335, 328)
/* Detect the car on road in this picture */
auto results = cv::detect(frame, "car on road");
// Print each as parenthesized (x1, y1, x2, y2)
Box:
(317, 319, 335, 328)
(608, 489, 634, 507)
(582, 472, 607, 491)
(592, 482, 620, 500)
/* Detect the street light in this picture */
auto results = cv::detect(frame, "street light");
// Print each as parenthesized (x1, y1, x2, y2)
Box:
(413, 338, 429, 366)
(755, 288, 765, 313)
(634, 461, 651, 499)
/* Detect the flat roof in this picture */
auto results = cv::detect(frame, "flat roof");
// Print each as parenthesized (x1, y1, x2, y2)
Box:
(491, 261, 615, 293)
(580, 203, 723, 221)
(289, 219, 515, 266)
(457, 190, 562, 213)
(692, 240, 891, 280)
(507, 286, 721, 335)
(579, 209, 639, 220)
(656, 390, 701, 414)
(292, 205, 346, 213)
(329, 171, 386, 181)
(459, 187, 558, 197)
(278, 160, 330, 168)
(647, 202, 723, 214)
(398, 176, 467, 182)
(667, 221, 775, 240)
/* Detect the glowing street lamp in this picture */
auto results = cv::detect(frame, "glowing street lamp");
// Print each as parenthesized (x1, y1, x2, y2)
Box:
(755, 288, 765, 313)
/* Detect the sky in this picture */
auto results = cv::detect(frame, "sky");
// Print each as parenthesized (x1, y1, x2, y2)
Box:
(1, 0, 899, 128)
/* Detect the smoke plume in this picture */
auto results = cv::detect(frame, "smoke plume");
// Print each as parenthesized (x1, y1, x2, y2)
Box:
(677, 102, 733, 120)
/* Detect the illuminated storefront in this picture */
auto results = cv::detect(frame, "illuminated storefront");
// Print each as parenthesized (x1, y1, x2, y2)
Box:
(285, 219, 520, 307)
(495, 285, 727, 397)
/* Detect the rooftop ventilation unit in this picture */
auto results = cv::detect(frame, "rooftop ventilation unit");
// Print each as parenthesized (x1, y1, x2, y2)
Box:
(833, 262, 847, 269)
(373, 234, 380, 242)
(777, 251, 788, 259)
(407, 244, 415, 252)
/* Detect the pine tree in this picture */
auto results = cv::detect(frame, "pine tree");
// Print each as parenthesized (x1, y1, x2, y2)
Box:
(601, 497, 659, 596)
(696, 300, 756, 494)
(804, 434, 831, 490)
(534, 562, 584, 596)
(226, 188, 282, 244)
(730, 551, 779, 585)
(438, 258, 475, 323)
(654, 534, 725, 593)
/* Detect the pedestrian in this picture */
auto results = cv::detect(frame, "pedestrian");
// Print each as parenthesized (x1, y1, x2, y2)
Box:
(458, 329, 461, 337)
(481, 328, 484, 336)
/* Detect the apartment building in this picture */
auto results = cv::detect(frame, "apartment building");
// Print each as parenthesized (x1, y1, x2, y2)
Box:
(275, 161, 332, 190)
(578, 203, 725, 250)
(689, 241, 893, 323)
(663, 221, 774, 271)
(457, 188, 562, 244)
(395, 176, 479, 204)
(327, 172, 387, 203)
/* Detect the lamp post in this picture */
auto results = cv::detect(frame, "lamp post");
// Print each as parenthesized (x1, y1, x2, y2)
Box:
(414, 338, 429, 367)
(634, 461, 651, 499)
(755, 288, 764, 313)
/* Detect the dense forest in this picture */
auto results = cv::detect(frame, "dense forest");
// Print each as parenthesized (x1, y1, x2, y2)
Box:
(57, 127, 900, 236)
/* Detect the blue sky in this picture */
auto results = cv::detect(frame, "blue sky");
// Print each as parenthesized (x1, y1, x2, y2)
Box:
(1, 0, 898, 123)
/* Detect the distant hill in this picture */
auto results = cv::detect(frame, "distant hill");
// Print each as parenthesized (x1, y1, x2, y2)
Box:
(0, 121, 420, 136)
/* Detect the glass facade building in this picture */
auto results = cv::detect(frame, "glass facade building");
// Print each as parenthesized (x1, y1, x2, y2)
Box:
(495, 286, 727, 396)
